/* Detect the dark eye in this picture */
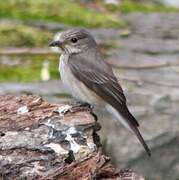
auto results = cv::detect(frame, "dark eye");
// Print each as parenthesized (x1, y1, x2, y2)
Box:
(71, 38, 78, 43)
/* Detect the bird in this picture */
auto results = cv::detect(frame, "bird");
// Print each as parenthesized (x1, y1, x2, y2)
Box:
(49, 28, 151, 156)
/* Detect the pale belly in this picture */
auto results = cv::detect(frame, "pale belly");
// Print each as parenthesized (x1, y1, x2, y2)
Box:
(59, 54, 104, 106)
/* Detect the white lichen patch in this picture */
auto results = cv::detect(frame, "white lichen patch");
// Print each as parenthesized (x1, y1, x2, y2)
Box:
(45, 143, 68, 155)
(24, 127, 30, 131)
(17, 106, 29, 115)
(56, 105, 72, 116)
(43, 119, 55, 128)
(0, 155, 12, 163)
(65, 133, 80, 153)
(48, 129, 54, 139)
(87, 140, 96, 151)
(64, 126, 95, 154)
(66, 127, 77, 134)
(83, 131, 96, 151)
(21, 161, 45, 176)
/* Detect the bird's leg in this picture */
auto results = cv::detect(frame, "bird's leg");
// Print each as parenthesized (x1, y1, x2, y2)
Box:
(70, 101, 93, 111)
(76, 102, 98, 121)
(71, 101, 93, 109)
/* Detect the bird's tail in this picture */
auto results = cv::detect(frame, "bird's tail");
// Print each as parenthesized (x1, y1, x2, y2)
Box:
(105, 104, 151, 156)
(129, 123, 151, 156)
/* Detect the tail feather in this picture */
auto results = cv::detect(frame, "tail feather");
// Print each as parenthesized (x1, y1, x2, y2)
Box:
(106, 104, 151, 156)
(120, 105, 140, 127)
(119, 106, 151, 156)
(129, 124, 151, 156)
(121, 107, 151, 156)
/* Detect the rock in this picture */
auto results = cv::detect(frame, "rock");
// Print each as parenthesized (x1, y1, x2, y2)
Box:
(99, 13, 179, 180)
(123, 13, 179, 39)
(157, 0, 179, 7)
(129, 134, 179, 180)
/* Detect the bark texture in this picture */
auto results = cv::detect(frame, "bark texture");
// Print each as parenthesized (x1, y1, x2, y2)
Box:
(0, 95, 144, 180)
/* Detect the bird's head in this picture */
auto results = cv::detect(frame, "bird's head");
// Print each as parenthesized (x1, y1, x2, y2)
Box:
(49, 28, 97, 54)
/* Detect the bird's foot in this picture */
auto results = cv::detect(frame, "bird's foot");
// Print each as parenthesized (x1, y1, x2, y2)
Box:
(70, 101, 98, 121)
(55, 101, 98, 121)
(70, 101, 93, 111)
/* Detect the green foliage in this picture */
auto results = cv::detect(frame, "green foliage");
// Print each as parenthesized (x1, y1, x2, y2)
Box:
(105, 0, 179, 13)
(0, 54, 59, 82)
(0, 23, 52, 47)
(0, 0, 124, 28)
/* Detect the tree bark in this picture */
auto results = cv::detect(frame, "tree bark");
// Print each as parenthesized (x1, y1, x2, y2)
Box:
(0, 95, 144, 180)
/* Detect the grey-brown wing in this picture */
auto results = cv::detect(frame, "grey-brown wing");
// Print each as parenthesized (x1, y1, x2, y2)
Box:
(68, 55, 139, 127)
(68, 55, 152, 156)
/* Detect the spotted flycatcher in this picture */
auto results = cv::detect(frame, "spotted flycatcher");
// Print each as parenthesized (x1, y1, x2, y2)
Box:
(49, 29, 151, 156)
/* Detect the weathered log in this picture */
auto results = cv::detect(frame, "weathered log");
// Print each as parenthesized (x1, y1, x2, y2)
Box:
(0, 95, 144, 180)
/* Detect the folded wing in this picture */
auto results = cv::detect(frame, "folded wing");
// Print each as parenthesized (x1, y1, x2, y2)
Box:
(68, 54, 151, 156)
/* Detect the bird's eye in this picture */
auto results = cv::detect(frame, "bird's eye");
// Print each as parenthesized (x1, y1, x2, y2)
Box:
(71, 38, 78, 43)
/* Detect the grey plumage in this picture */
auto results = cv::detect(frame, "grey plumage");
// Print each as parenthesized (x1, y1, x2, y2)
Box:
(49, 28, 151, 156)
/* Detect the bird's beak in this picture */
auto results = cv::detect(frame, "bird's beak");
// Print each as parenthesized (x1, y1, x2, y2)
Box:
(49, 40, 62, 47)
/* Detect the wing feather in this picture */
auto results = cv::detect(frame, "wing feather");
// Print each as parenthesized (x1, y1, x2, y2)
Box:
(68, 54, 152, 156)
(68, 55, 139, 127)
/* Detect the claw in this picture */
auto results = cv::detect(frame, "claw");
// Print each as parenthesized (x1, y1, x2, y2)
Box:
(70, 101, 93, 112)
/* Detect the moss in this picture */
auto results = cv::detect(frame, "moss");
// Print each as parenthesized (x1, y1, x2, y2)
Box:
(0, 0, 124, 28)
(105, 0, 179, 13)
(0, 54, 59, 82)
(0, 23, 52, 47)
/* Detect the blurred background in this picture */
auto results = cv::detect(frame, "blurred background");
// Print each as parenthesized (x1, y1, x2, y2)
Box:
(1, 0, 179, 179)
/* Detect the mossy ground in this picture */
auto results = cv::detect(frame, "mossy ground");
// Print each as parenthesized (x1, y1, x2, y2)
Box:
(105, 0, 179, 13)
(0, 0, 124, 28)
(0, 54, 59, 82)
(0, 22, 52, 48)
